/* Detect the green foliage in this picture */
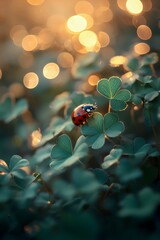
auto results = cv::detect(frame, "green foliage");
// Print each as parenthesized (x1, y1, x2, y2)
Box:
(119, 188, 160, 218)
(0, 97, 28, 123)
(50, 134, 88, 170)
(1, 49, 160, 239)
(81, 112, 125, 149)
(97, 76, 131, 111)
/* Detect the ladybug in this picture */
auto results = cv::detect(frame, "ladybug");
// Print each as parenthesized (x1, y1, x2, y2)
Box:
(71, 103, 97, 126)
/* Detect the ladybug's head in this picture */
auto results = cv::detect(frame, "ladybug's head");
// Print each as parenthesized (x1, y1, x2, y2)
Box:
(82, 103, 97, 113)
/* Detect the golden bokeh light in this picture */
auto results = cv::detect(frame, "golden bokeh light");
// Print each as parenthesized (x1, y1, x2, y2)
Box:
(143, 0, 152, 12)
(10, 25, 28, 46)
(79, 30, 98, 49)
(75, 1, 94, 15)
(134, 42, 150, 55)
(79, 14, 94, 29)
(43, 63, 60, 79)
(137, 25, 152, 40)
(47, 14, 66, 33)
(22, 35, 38, 51)
(0, 160, 8, 175)
(9, 83, 25, 98)
(31, 129, 42, 148)
(95, 7, 113, 24)
(23, 72, 39, 89)
(67, 15, 87, 33)
(121, 71, 138, 84)
(57, 52, 74, 68)
(117, 0, 127, 10)
(37, 29, 53, 50)
(110, 56, 127, 67)
(88, 75, 100, 86)
(126, 0, 143, 15)
(98, 31, 110, 48)
(26, 0, 45, 6)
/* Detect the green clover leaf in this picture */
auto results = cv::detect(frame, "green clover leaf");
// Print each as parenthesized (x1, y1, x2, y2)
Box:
(0, 155, 29, 182)
(81, 112, 105, 149)
(97, 76, 131, 111)
(119, 187, 160, 218)
(104, 112, 125, 137)
(0, 97, 28, 123)
(102, 148, 123, 169)
(50, 134, 88, 171)
(81, 112, 125, 149)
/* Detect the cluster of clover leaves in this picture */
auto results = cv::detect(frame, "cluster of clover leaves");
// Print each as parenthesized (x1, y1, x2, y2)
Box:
(1, 52, 160, 229)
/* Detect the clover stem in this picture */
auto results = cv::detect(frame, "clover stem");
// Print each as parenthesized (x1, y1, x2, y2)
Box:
(150, 64, 157, 78)
(105, 134, 116, 145)
(108, 103, 111, 113)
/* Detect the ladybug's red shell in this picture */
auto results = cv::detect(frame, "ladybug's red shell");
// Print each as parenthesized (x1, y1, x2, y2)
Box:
(71, 104, 97, 126)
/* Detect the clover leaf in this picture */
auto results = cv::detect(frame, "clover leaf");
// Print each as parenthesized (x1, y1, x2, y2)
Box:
(81, 112, 105, 149)
(0, 97, 28, 123)
(104, 112, 125, 137)
(97, 76, 131, 111)
(50, 134, 88, 171)
(72, 52, 103, 78)
(40, 117, 74, 146)
(119, 187, 160, 218)
(120, 137, 151, 164)
(102, 148, 123, 169)
(0, 155, 29, 183)
(50, 91, 70, 114)
(81, 112, 125, 149)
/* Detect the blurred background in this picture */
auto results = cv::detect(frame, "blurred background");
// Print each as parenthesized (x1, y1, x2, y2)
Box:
(0, 0, 160, 159)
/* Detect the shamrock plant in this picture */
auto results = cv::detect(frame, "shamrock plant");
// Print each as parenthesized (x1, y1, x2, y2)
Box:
(50, 134, 88, 171)
(97, 76, 131, 111)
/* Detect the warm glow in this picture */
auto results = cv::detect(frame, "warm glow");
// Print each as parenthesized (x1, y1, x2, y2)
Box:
(134, 42, 150, 55)
(22, 35, 38, 51)
(88, 75, 100, 86)
(110, 56, 127, 67)
(79, 14, 94, 29)
(95, 7, 113, 24)
(75, 1, 94, 15)
(143, 0, 152, 12)
(9, 83, 25, 98)
(26, 0, 45, 6)
(98, 31, 110, 48)
(0, 69, 2, 79)
(117, 0, 127, 10)
(121, 71, 137, 84)
(0, 160, 8, 175)
(43, 63, 60, 79)
(10, 25, 28, 46)
(31, 129, 42, 148)
(137, 25, 152, 40)
(23, 72, 39, 89)
(79, 30, 98, 48)
(57, 52, 74, 68)
(126, 0, 143, 15)
(37, 29, 53, 50)
(67, 15, 87, 33)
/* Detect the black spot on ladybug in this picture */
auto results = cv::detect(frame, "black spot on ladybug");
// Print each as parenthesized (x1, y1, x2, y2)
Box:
(78, 119, 83, 123)
(72, 117, 76, 120)
(83, 115, 86, 119)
